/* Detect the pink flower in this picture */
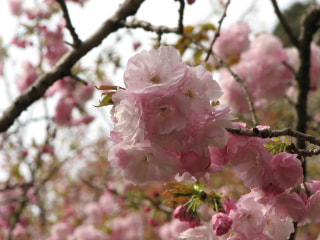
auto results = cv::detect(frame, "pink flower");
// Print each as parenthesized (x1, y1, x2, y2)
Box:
(123, 46, 187, 94)
(98, 191, 119, 216)
(219, 34, 293, 115)
(111, 95, 144, 144)
(54, 97, 74, 125)
(16, 62, 38, 93)
(271, 152, 303, 189)
(72, 85, 94, 108)
(84, 202, 103, 224)
(263, 212, 294, 239)
(179, 226, 215, 240)
(110, 214, 144, 240)
(109, 46, 232, 183)
(108, 142, 181, 184)
(270, 191, 307, 224)
(229, 194, 266, 239)
(143, 93, 191, 135)
(159, 219, 189, 240)
(187, 0, 196, 4)
(173, 205, 193, 222)
(306, 190, 320, 223)
(70, 114, 95, 126)
(40, 25, 68, 66)
(224, 127, 273, 190)
(50, 222, 71, 238)
(69, 225, 105, 240)
(9, 0, 23, 16)
(211, 213, 232, 236)
(210, 21, 250, 67)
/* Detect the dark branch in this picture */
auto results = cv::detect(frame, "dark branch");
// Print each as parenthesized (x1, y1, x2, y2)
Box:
(295, 6, 320, 178)
(270, 0, 300, 48)
(177, 0, 185, 34)
(0, 0, 145, 133)
(56, 0, 82, 47)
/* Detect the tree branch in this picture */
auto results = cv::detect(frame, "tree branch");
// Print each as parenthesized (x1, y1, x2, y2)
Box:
(56, 0, 82, 47)
(270, 0, 300, 48)
(205, 0, 231, 61)
(0, 0, 145, 133)
(295, 6, 320, 180)
(226, 127, 320, 146)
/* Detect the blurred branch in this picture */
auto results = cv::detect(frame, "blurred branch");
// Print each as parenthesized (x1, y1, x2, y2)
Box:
(270, 0, 300, 48)
(56, 0, 82, 47)
(205, 0, 231, 61)
(0, 0, 145, 133)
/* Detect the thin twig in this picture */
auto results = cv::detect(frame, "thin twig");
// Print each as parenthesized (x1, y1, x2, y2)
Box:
(226, 127, 320, 146)
(70, 74, 88, 85)
(270, 0, 300, 48)
(119, 19, 178, 34)
(56, 0, 82, 47)
(212, 51, 258, 126)
(205, 0, 231, 61)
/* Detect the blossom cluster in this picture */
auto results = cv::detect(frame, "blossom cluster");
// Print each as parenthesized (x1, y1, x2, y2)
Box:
(212, 22, 320, 115)
(108, 46, 233, 184)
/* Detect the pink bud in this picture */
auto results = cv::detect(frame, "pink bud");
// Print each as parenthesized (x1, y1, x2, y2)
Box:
(211, 213, 233, 236)
(187, 0, 196, 4)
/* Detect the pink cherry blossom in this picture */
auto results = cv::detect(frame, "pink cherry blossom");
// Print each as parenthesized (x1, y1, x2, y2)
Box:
(211, 213, 232, 236)
(210, 21, 250, 67)
(108, 142, 181, 184)
(263, 211, 294, 239)
(143, 93, 191, 135)
(16, 61, 38, 93)
(40, 25, 68, 66)
(219, 34, 293, 115)
(84, 202, 103, 224)
(69, 225, 105, 240)
(9, 0, 23, 16)
(218, 123, 273, 190)
(110, 95, 144, 144)
(109, 46, 232, 183)
(123, 46, 187, 94)
(109, 214, 144, 240)
(98, 191, 119, 216)
(49, 222, 71, 239)
(179, 225, 217, 240)
(271, 152, 303, 189)
(229, 194, 266, 239)
(54, 97, 75, 125)
(187, 0, 196, 4)
(270, 191, 307, 224)
(306, 190, 320, 223)
(159, 219, 189, 240)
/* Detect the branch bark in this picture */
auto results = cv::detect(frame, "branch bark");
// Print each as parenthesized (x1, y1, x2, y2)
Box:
(0, 0, 145, 133)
